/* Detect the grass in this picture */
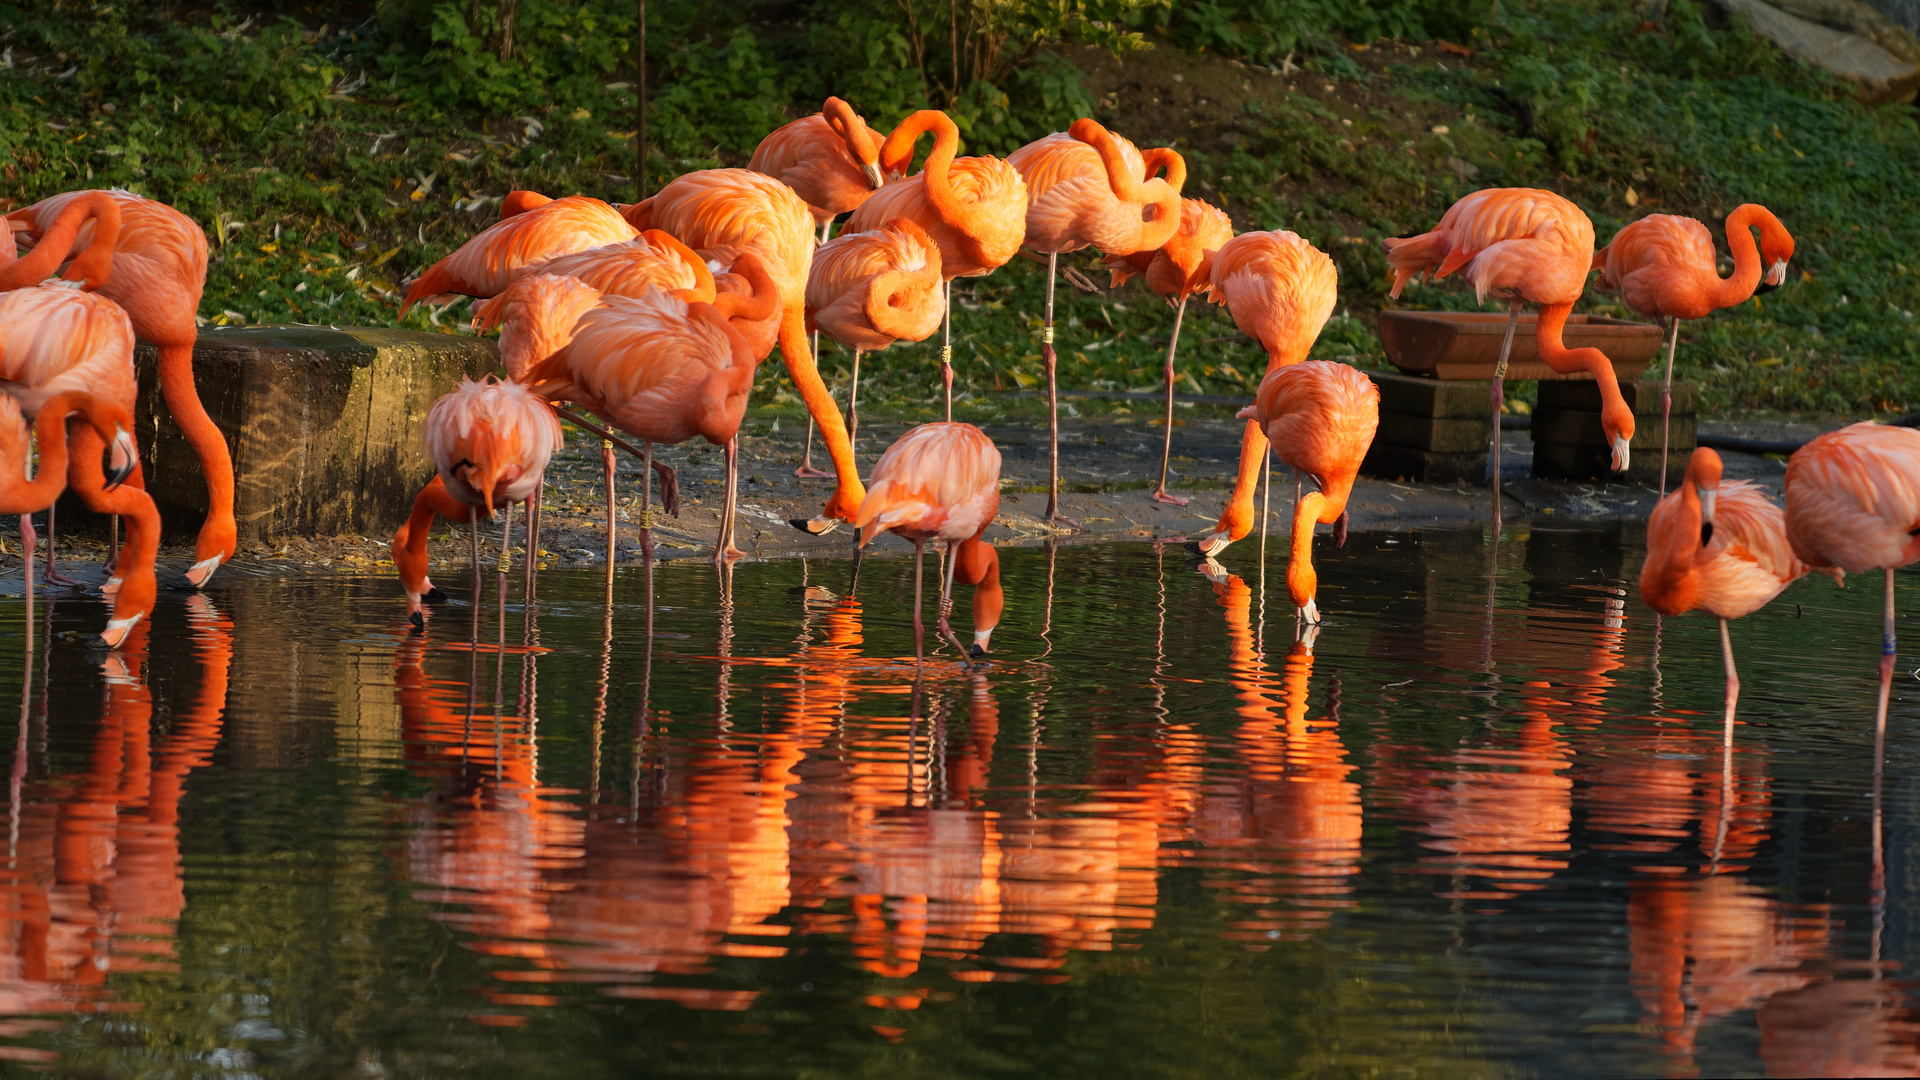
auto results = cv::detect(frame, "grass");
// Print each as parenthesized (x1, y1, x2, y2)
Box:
(1, 0, 1917, 425)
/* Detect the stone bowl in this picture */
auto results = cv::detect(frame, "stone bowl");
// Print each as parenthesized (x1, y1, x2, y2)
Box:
(1377, 309, 1664, 381)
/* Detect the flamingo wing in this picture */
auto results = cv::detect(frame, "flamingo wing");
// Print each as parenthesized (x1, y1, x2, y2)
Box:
(1786, 422, 1920, 574)
(403, 196, 637, 313)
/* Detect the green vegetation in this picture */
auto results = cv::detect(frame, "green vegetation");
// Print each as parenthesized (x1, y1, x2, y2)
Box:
(2, 0, 1917, 421)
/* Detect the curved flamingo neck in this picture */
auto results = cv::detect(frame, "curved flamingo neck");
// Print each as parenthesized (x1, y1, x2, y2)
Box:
(1644, 483, 1704, 613)
(710, 253, 780, 326)
(501, 191, 553, 219)
(882, 111, 962, 225)
(0, 394, 101, 512)
(0, 192, 122, 291)
(641, 229, 717, 300)
(1140, 147, 1187, 195)
(1711, 203, 1771, 310)
(1286, 490, 1325, 608)
(1535, 302, 1636, 446)
(1069, 120, 1145, 203)
(823, 97, 877, 165)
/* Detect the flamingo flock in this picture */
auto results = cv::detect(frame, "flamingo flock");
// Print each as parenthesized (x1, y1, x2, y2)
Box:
(2, 98, 1915, 744)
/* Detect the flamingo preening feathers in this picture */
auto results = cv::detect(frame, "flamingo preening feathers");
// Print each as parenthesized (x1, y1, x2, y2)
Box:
(401, 194, 639, 314)
(854, 421, 1003, 659)
(749, 96, 888, 234)
(1593, 205, 1795, 491)
(1385, 187, 1634, 527)
(1007, 119, 1183, 525)
(1106, 195, 1234, 506)
(1640, 448, 1815, 731)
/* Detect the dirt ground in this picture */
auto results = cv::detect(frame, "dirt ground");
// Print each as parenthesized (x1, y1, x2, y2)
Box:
(0, 405, 1841, 598)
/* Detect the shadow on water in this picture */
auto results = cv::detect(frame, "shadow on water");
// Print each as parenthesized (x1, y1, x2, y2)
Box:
(0, 525, 1917, 1076)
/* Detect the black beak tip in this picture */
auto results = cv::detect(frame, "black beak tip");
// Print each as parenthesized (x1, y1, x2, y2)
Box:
(82, 634, 111, 652)
(167, 576, 201, 592)
(424, 586, 448, 605)
(1754, 280, 1781, 295)
(1700, 522, 1715, 546)
(969, 644, 989, 659)
(408, 611, 426, 632)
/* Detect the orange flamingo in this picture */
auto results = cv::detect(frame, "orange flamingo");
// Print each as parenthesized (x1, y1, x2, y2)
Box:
(1640, 448, 1815, 731)
(846, 110, 1027, 423)
(624, 169, 868, 530)
(9, 191, 232, 588)
(1007, 120, 1183, 525)
(390, 376, 562, 626)
(1185, 230, 1339, 558)
(400, 194, 638, 314)
(1236, 361, 1378, 623)
(521, 259, 777, 563)
(1106, 195, 1233, 505)
(1784, 422, 1920, 663)
(518, 229, 715, 302)
(1594, 206, 1794, 491)
(853, 422, 1002, 659)
(0, 190, 120, 292)
(748, 96, 888, 238)
(804, 218, 946, 463)
(0, 285, 157, 648)
(1385, 187, 1633, 525)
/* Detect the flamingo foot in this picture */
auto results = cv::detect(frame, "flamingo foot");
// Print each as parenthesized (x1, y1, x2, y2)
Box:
(790, 516, 842, 536)
(713, 545, 747, 565)
(792, 463, 833, 479)
(1184, 530, 1231, 558)
(44, 567, 88, 589)
(1048, 513, 1083, 532)
(1150, 488, 1190, 507)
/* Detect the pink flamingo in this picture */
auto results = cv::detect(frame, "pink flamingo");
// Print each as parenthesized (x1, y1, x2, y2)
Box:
(748, 96, 888, 239)
(401, 194, 638, 314)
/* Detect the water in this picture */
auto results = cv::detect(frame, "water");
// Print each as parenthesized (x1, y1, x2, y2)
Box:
(1, 526, 1916, 1078)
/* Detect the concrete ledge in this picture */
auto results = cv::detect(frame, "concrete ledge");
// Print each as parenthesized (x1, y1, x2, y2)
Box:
(64, 325, 500, 542)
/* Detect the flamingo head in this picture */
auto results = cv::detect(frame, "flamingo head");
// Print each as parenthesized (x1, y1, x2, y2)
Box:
(1755, 213, 1795, 293)
(1690, 447, 1723, 548)
(1602, 398, 1636, 473)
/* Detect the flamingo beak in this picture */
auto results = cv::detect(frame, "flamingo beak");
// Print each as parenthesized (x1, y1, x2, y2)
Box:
(1757, 259, 1788, 293)
(861, 160, 885, 190)
(1610, 433, 1631, 473)
(105, 425, 137, 490)
(1699, 485, 1717, 547)
(1298, 598, 1322, 625)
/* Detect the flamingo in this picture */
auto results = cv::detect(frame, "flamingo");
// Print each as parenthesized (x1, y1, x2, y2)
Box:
(851, 421, 1001, 660)
(0, 285, 156, 648)
(1006, 119, 1183, 526)
(9, 191, 234, 588)
(1784, 421, 1920, 666)
(1231, 361, 1379, 624)
(520, 256, 777, 564)
(400, 194, 638, 314)
(803, 217, 945, 466)
(390, 376, 563, 627)
(1640, 447, 1817, 733)
(748, 96, 888, 238)
(623, 169, 867, 531)
(845, 110, 1026, 424)
(1593, 206, 1795, 492)
(0, 190, 121, 291)
(1104, 195, 1233, 505)
(1185, 230, 1339, 558)
(1385, 187, 1633, 527)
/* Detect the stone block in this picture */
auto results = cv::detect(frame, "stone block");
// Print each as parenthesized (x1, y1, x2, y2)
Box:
(1362, 443, 1487, 484)
(1366, 370, 1493, 419)
(61, 325, 499, 542)
(1375, 413, 1494, 454)
(1536, 377, 1699, 417)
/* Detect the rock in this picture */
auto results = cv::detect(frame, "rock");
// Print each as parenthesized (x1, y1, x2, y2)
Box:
(1715, 0, 1920, 103)
(1446, 155, 1480, 179)
(1217, 130, 1248, 150)
(64, 325, 500, 544)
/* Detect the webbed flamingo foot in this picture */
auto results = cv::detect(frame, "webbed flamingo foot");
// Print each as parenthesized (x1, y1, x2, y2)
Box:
(793, 463, 832, 479)
(1150, 488, 1190, 507)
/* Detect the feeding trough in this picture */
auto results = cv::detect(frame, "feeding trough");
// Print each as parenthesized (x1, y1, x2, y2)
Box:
(1377, 310, 1665, 381)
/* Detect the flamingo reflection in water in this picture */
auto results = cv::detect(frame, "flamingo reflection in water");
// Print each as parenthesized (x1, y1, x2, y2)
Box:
(0, 596, 230, 1063)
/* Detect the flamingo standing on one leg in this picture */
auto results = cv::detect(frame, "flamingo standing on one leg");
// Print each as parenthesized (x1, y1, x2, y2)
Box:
(750, 97, 891, 477)
(0, 285, 157, 647)
(1384, 187, 1634, 529)
(852, 421, 1002, 661)
(1105, 194, 1233, 505)
(1006, 119, 1183, 526)
(804, 218, 946, 468)
(1592, 206, 1794, 493)
(9, 191, 234, 588)
(846, 110, 1027, 425)
(1640, 448, 1816, 735)
(1232, 361, 1378, 624)
(390, 376, 563, 627)
(400, 194, 639, 314)
(520, 259, 775, 564)
(623, 169, 867, 532)
(1784, 422, 1920, 693)
(1186, 230, 1339, 558)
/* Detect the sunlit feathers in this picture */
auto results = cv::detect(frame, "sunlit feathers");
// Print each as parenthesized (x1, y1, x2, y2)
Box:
(854, 422, 1002, 547)
(846, 111, 1025, 279)
(0, 284, 138, 414)
(9, 189, 207, 342)
(402, 195, 637, 313)
(1107, 197, 1233, 300)
(474, 273, 607, 382)
(516, 230, 714, 304)
(622, 169, 816, 312)
(805, 218, 944, 350)
(748, 97, 887, 223)
(423, 376, 564, 515)
(1383, 187, 1594, 306)
(1593, 206, 1796, 321)
(1007, 122, 1181, 257)
(1641, 451, 1809, 620)
(1206, 230, 1338, 366)
(1785, 421, 1920, 575)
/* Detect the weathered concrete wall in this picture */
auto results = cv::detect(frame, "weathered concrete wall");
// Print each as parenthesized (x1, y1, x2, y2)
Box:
(63, 326, 499, 543)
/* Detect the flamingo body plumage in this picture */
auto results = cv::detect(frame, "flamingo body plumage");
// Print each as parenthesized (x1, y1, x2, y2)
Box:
(748, 97, 887, 224)
(1785, 422, 1920, 577)
(1593, 206, 1794, 322)
(847, 111, 1026, 281)
(1007, 122, 1182, 258)
(401, 195, 637, 313)
(805, 218, 945, 351)
(1642, 450, 1810, 621)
